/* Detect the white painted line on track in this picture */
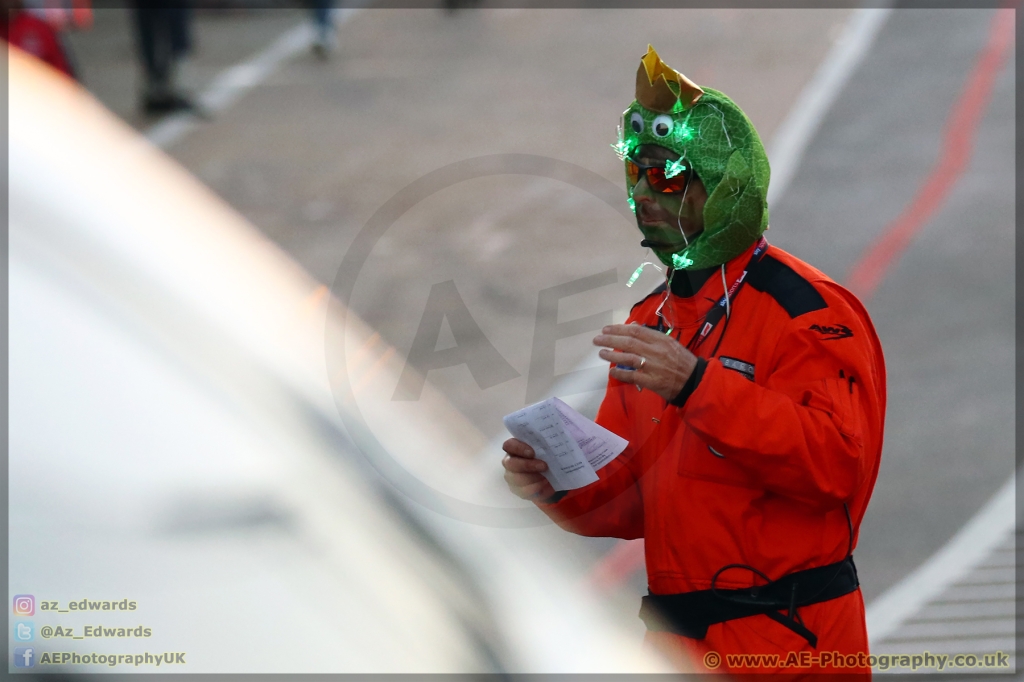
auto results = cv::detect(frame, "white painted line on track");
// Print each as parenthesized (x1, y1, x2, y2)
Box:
(766, 6, 893, 208)
(865, 469, 1016, 646)
(145, 8, 362, 150)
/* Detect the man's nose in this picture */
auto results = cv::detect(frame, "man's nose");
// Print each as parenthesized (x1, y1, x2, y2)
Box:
(633, 176, 655, 202)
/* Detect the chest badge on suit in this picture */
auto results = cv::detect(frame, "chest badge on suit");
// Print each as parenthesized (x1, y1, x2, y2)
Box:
(719, 356, 755, 381)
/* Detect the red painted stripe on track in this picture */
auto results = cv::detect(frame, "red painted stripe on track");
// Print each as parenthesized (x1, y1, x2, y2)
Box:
(846, 8, 1015, 301)
(587, 8, 1015, 593)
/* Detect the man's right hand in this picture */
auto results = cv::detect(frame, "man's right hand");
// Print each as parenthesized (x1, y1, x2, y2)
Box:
(502, 438, 555, 501)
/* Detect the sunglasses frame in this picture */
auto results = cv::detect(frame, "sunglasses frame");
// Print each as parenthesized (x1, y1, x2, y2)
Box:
(625, 156, 694, 195)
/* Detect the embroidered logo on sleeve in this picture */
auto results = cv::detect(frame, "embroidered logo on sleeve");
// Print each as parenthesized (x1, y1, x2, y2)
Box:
(719, 357, 755, 381)
(809, 323, 854, 340)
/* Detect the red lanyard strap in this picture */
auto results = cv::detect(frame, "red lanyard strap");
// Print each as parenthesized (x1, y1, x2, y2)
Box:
(684, 237, 769, 353)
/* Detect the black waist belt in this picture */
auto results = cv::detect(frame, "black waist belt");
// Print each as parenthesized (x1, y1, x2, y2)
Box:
(639, 557, 859, 648)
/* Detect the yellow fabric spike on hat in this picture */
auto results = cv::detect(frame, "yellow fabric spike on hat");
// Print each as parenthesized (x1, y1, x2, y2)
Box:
(636, 45, 704, 113)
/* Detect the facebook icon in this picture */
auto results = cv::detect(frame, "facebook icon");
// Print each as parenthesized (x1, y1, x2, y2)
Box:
(14, 647, 34, 668)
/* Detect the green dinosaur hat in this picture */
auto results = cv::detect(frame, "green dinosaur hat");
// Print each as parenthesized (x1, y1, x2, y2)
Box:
(613, 46, 771, 270)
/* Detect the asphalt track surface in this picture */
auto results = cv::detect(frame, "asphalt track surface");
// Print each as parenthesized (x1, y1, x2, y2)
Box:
(66, 5, 1015, 661)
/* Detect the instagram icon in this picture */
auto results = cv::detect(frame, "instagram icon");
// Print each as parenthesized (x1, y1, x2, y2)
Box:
(13, 595, 34, 616)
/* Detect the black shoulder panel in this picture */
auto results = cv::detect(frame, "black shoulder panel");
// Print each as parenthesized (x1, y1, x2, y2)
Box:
(630, 282, 667, 313)
(747, 255, 827, 318)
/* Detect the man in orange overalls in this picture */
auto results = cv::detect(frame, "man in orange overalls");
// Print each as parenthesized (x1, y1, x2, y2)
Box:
(502, 46, 885, 678)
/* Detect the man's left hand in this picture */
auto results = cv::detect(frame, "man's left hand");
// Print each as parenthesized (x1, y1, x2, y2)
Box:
(594, 324, 698, 402)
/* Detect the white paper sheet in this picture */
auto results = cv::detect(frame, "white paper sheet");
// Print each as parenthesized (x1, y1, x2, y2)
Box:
(503, 398, 629, 491)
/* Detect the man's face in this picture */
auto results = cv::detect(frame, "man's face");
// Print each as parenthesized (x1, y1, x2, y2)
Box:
(629, 144, 707, 264)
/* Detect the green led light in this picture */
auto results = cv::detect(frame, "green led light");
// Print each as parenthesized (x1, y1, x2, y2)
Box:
(671, 252, 693, 269)
(611, 139, 631, 160)
(664, 158, 687, 179)
(627, 197, 636, 213)
(611, 121, 634, 161)
(627, 261, 662, 288)
(626, 264, 645, 288)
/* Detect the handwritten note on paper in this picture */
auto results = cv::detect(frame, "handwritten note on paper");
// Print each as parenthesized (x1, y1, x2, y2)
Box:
(503, 398, 629, 491)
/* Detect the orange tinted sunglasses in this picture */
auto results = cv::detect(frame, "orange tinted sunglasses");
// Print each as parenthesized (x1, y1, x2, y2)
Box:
(625, 158, 692, 194)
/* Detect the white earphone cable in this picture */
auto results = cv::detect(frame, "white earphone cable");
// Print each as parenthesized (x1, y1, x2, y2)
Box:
(721, 263, 731, 319)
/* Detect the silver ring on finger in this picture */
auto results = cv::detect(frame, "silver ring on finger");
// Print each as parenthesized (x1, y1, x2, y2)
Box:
(638, 356, 647, 371)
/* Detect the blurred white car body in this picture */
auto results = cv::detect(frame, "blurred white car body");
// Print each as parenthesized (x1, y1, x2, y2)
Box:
(7, 49, 670, 674)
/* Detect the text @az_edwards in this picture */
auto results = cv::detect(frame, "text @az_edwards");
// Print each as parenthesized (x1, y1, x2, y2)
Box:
(41, 624, 152, 639)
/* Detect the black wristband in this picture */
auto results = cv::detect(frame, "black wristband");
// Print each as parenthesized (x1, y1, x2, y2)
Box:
(670, 357, 708, 407)
(540, 490, 568, 504)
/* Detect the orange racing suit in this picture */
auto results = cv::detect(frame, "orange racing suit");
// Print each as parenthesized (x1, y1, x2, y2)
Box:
(537, 240, 886, 677)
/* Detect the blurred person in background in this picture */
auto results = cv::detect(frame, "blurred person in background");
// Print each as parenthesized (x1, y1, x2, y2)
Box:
(503, 46, 886, 678)
(1, 0, 87, 80)
(443, 0, 483, 13)
(130, 0, 200, 115)
(310, 0, 335, 60)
